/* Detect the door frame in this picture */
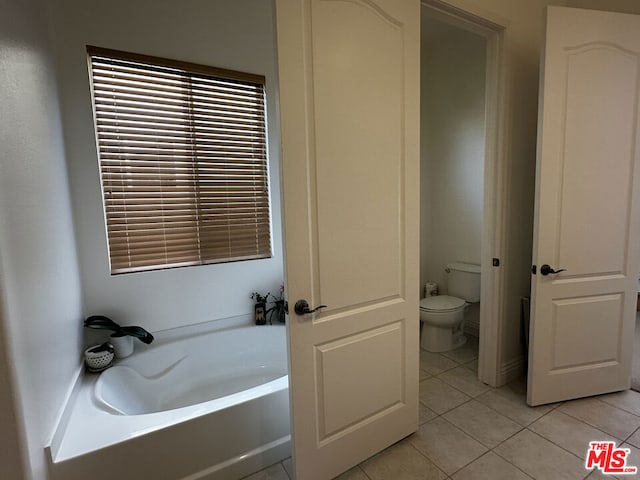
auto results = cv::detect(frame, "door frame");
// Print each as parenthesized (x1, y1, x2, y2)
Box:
(420, 0, 510, 386)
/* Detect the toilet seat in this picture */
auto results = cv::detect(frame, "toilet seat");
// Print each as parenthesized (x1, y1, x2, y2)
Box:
(420, 295, 465, 313)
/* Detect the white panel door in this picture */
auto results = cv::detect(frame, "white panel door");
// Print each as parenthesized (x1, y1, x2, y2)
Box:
(529, 6, 640, 406)
(275, 0, 420, 478)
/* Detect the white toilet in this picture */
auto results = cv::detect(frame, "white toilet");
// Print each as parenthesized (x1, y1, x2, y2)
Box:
(420, 262, 481, 352)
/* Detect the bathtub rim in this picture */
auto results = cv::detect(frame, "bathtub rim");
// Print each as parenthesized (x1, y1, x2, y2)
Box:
(47, 381, 291, 480)
(47, 316, 288, 464)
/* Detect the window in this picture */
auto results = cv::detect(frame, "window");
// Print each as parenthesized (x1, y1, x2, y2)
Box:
(87, 46, 271, 274)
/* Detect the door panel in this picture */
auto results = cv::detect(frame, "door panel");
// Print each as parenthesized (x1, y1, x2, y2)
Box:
(314, 1, 404, 309)
(550, 295, 622, 370)
(316, 321, 404, 440)
(529, 6, 640, 406)
(275, 0, 420, 478)
(557, 45, 638, 277)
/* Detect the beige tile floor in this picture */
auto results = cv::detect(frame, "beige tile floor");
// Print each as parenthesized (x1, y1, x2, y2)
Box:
(243, 337, 640, 480)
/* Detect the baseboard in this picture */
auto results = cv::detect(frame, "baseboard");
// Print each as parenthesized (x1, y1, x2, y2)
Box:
(464, 318, 479, 338)
(499, 355, 526, 386)
(463, 303, 480, 339)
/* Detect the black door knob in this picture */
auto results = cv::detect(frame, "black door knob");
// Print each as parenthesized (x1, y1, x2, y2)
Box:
(540, 264, 566, 276)
(294, 300, 327, 315)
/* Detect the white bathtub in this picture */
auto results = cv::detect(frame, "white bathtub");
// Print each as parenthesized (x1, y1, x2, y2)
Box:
(47, 321, 291, 480)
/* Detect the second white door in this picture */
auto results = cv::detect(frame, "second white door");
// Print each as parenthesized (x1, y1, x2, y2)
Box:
(529, 6, 640, 406)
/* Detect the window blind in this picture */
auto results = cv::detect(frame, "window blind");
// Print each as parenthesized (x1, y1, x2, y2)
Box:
(87, 46, 271, 274)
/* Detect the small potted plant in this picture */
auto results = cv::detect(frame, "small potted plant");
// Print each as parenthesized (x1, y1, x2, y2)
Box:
(251, 292, 270, 325)
(267, 285, 287, 324)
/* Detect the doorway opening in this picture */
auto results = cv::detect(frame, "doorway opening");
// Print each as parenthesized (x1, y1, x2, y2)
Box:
(420, 0, 509, 387)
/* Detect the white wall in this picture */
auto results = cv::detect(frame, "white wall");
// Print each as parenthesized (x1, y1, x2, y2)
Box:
(564, 0, 640, 14)
(0, 285, 24, 480)
(0, 0, 84, 478)
(50, 0, 284, 333)
(420, 15, 486, 295)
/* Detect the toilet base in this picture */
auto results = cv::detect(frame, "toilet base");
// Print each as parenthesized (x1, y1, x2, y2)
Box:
(421, 324, 467, 353)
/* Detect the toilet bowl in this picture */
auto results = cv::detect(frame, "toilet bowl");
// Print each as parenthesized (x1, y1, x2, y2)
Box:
(420, 262, 481, 352)
(420, 295, 467, 352)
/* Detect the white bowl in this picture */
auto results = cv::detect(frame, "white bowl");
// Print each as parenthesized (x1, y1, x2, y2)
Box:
(85, 345, 114, 372)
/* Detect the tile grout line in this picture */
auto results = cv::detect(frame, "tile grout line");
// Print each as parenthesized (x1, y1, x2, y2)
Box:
(354, 464, 373, 480)
(435, 371, 492, 398)
(442, 407, 527, 452)
(421, 377, 640, 479)
(282, 462, 291, 480)
(403, 429, 462, 478)
(443, 389, 577, 478)
(410, 412, 489, 476)
(469, 383, 564, 428)
(523, 425, 590, 463)
(605, 399, 640, 444)
(419, 348, 545, 477)
(599, 394, 640, 418)
(546, 407, 630, 447)
(476, 450, 536, 480)
(556, 398, 637, 442)
(488, 427, 582, 480)
(625, 425, 640, 445)
(484, 406, 593, 477)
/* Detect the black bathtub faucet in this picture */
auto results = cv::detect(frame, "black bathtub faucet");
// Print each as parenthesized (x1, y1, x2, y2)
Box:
(83, 315, 154, 344)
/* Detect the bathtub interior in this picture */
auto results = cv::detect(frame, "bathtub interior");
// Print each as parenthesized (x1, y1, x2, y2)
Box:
(47, 320, 291, 480)
(95, 361, 287, 415)
(95, 325, 288, 415)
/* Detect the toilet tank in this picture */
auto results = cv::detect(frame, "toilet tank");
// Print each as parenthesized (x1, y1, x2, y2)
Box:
(447, 262, 481, 302)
